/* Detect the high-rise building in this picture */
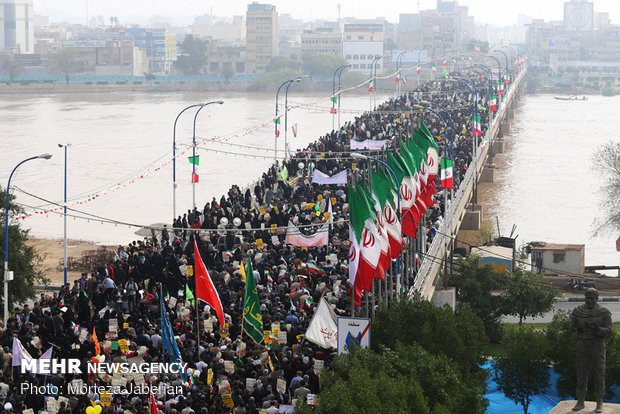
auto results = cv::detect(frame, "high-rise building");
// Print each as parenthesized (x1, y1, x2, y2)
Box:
(0, 0, 34, 53)
(246, 2, 278, 73)
(301, 28, 342, 56)
(342, 23, 384, 73)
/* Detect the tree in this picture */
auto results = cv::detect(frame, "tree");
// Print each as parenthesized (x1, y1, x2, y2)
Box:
(50, 48, 80, 84)
(0, 186, 49, 314)
(264, 56, 299, 73)
(500, 267, 560, 327)
(447, 255, 507, 343)
(175, 35, 207, 75)
(493, 328, 550, 414)
(247, 67, 303, 92)
(592, 141, 620, 236)
(0, 54, 21, 84)
(301, 53, 348, 81)
(219, 64, 234, 82)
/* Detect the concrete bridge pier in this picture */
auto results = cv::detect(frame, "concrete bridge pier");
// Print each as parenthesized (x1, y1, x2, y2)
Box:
(480, 163, 496, 183)
(492, 139, 505, 154)
(461, 203, 483, 230)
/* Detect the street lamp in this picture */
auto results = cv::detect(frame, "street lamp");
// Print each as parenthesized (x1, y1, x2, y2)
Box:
(369, 56, 382, 110)
(332, 65, 350, 131)
(4, 153, 52, 325)
(275, 78, 302, 160)
(284, 76, 306, 161)
(494, 49, 510, 88)
(192, 100, 224, 209)
(172, 103, 206, 220)
(350, 152, 402, 306)
(396, 50, 412, 96)
(58, 143, 71, 286)
(337, 65, 350, 130)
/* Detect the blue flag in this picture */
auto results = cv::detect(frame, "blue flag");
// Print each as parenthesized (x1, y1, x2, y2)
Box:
(160, 294, 185, 376)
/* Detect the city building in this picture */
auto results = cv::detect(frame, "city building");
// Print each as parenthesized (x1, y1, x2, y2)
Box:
(117, 28, 166, 74)
(0, 0, 34, 53)
(301, 27, 342, 56)
(342, 23, 383, 73)
(529, 243, 585, 275)
(245, 2, 278, 73)
(526, 0, 620, 73)
(164, 33, 177, 74)
(206, 42, 245, 75)
(61, 39, 148, 77)
(192, 15, 245, 46)
(397, 1, 472, 56)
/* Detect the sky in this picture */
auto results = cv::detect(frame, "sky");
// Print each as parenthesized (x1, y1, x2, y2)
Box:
(34, 0, 620, 27)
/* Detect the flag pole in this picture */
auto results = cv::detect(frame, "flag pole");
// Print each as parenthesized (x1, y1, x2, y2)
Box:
(194, 243, 201, 362)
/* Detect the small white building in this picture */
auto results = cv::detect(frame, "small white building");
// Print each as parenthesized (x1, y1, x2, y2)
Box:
(529, 242, 585, 275)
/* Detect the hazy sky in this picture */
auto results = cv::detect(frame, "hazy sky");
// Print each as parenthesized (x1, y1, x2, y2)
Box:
(35, 0, 620, 27)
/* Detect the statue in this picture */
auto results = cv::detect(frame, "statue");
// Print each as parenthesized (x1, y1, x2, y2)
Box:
(571, 288, 613, 412)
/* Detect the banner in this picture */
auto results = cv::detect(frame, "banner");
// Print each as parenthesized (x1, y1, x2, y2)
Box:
(284, 221, 329, 247)
(311, 169, 347, 185)
(350, 139, 388, 150)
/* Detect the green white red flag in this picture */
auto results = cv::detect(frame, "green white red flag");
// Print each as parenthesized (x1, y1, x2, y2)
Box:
(440, 158, 454, 189)
(188, 156, 199, 183)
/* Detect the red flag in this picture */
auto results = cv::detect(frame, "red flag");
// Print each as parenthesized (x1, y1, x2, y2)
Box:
(93, 327, 101, 355)
(149, 392, 158, 414)
(193, 238, 225, 330)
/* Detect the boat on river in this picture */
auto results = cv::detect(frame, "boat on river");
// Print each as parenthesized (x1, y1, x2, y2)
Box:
(554, 95, 588, 101)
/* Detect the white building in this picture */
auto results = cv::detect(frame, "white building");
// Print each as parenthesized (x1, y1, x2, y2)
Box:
(342, 23, 383, 73)
(530, 242, 585, 275)
(0, 0, 34, 53)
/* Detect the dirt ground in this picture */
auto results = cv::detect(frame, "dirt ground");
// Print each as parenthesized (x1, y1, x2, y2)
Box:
(27, 238, 105, 287)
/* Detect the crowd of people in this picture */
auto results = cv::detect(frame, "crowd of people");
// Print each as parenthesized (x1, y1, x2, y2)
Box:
(0, 69, 503, 414)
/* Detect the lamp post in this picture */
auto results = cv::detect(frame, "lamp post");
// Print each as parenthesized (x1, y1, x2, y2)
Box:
(371, 56, 383, 110)
(192, 100, 224, 209)
(332, 65, 350, 131)
(275, 78, 301, 161)
(284, 76, 306, 161)
(494, 49, 510, 88)
(4, 153, 52, 325)
(173, 103, 205, 220)
(337, 65, 350, 130)
(350, 152, 402, 307)
(396, 50, 411, 96)
(58, 143, 71, 286)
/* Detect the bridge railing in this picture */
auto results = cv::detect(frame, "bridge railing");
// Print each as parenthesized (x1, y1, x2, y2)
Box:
(411, 66, 528, 300)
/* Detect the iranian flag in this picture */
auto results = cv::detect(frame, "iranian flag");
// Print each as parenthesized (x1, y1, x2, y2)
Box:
(348, 183, 381, 299)
(348, 225, 362, 306)
(442, 59, 448, 67)
(504, 73, 511, 85)
(274, 117, 281, 137)
(403, 142, 432, 215)
(440, 158, 454, 189)
(307, 261, 327, 276)
(416, 65, 421, 75)
(498, 80, 505, 96)
(431, 63, 436, 74)
(188, 156, 199, 183)
(368, 78, 374, 92)
(473, 114, 482, 137)
(291, 123, 297, 137)
(371, 168, 402, 258)
(490, 94, 498, 111)
(395, 71, 400, 83)
(360, 184, 390, 280)
(387, 151, 421, 237)
(416, 120, 440, 177)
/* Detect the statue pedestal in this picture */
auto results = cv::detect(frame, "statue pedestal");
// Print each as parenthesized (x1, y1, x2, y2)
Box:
(551, 401, 620, 413)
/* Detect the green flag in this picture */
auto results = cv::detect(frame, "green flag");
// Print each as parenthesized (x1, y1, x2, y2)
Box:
(185, 284, 195, 306)
(243, 258, 263, 344)
(188, 156, 199, 166)
(331, 96, 337, 104)
(279, 165, 288, 181)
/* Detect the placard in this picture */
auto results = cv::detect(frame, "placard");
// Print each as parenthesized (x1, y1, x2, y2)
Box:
(271, 235, 280, 246)
(246, 378, 256, 390)
(178, 264, 188, 276)
(46, 398, 58, 414)
(109, 319, 118, 333)
(123, 322, 129, 329)
(186, 265, 194, 277)
(277, 378, 286, 395)
(71, 379, 83, 389)
(24, 409, 34, 414)
(100, 391, 111, 407)
(224, 360, 234, 374)
(313, 359, 324, 374)
(204, 319, 213, 333)
(235, 341, 246, 357)
(256, 239, 264, 250)
(337, 317, 371, 355)
(277, 331, 287, 345)
(271, 322, 280, 337)
(78, 328, 88, 343)
(168, 296, 177, 308)
(207, 368, 213, 385)
(118, 339, 129, 353)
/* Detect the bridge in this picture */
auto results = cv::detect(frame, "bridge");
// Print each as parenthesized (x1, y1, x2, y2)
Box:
(411, 67, 528, 302)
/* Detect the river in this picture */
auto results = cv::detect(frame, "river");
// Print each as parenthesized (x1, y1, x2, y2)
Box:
(1, 90, 619, 269)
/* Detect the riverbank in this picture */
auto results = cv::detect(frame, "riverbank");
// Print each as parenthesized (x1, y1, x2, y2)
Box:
(28, 237, 106, 287)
